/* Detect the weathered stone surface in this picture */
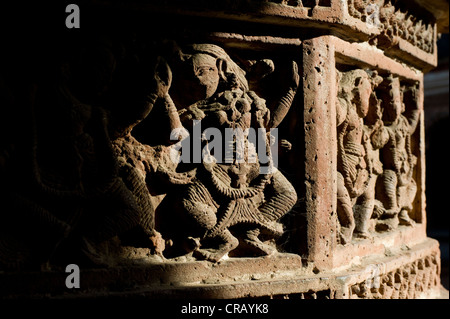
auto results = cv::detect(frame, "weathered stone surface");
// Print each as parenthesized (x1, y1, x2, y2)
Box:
(87, 0, 439, 69)
(0, 239, 442, 299)
(0, 0, 447, 299)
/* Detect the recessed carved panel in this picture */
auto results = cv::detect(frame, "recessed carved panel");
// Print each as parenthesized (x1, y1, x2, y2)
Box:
(335, 68, 421, 244)
(0, 38, 302, 269)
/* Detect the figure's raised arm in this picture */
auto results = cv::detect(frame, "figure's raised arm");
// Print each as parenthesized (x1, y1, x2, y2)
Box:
(402, 83, 421, 135)
(152, 57, 190, 144)
(267, 61, 300, 129)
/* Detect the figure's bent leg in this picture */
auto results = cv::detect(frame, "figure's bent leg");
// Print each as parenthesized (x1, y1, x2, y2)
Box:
(381, 170, 399, 218)
(258, 170, 297, 222)
(398, 179, 417, 226)
(354, 175, 377, 239)
(118, 163, 165, 254)
(194, 229, 239, 262)
(337, 173, 355, 244)
(243, 227, 277, 256)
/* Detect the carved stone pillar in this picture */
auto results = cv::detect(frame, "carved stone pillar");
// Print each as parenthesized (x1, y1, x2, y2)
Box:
(0, 0, 447, 300)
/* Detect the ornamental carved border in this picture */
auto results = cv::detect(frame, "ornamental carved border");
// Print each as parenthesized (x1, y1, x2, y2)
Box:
(347, 0, 435, 54)
(349, 252, 441, 299)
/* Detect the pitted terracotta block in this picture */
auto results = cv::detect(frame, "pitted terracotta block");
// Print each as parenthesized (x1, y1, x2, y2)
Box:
(302, 37, 338, 271)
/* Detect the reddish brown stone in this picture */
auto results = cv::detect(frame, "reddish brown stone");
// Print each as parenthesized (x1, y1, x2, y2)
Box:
(0, 0, 447, 300)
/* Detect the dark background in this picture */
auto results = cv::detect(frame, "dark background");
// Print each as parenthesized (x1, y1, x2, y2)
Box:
(424, 33, 449, 291)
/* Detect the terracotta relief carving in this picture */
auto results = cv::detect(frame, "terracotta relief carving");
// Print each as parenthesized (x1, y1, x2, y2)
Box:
(374, 75, 420, 230)
(0, 40, 174, 269)
(336, 69, 421, 244)
(269, 0, 331, 7)
(350, 253, 440, 299)
(0, 40, 299, 269)
(336, 69, 384, 244)
(348, 0, 435, 53)
(0, 0, 444, 301)
(156, 44, 299, 262)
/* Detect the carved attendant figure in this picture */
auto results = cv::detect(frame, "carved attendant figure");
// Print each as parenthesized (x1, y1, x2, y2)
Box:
(377, 76, 420, 227)
(354, 80, 387, 237)
(336, 69, 382, 243)
(162, 44, 299, 261)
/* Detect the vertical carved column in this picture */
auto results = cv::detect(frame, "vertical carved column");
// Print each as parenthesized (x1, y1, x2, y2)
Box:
(303, 38, 337, 271)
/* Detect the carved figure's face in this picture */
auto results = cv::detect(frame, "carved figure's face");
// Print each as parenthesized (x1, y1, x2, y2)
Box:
(190, 54, 220, 100)
(390, 83, 403, 120)
(172, 53, 221, 109)
(355, 76, 372, 118)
